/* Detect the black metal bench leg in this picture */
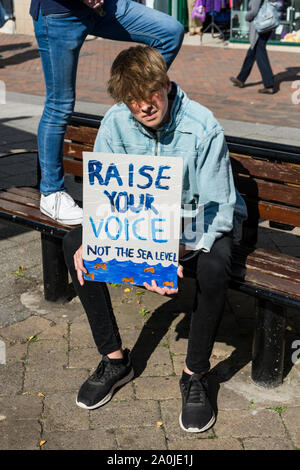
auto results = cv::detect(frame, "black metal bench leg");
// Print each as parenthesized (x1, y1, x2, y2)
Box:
(251, 298, 286, 387)
(41, 233, 69, 302)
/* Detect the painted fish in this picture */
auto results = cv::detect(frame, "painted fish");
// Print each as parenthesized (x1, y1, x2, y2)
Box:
(122, 276, 133, 284)
(144, 267, 155, 273)
(85, 272, 95, 280)
(94, 263, 107, 270)
(163, 281, 174, 287)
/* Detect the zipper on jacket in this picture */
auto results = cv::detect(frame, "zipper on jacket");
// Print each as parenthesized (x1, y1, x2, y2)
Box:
(153, 131, 159, 156)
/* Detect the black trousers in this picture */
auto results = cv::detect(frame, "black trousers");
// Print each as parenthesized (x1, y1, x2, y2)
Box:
(237, 32, 274, 88)
(63, 226, 233, 375)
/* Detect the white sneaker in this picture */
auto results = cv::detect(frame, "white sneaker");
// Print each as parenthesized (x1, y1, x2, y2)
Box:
(40, 192, 83, 225)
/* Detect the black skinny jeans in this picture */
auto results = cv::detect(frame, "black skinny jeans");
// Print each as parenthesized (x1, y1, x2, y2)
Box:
(63, 226, 233, 375)
(237, 32, 274, 88)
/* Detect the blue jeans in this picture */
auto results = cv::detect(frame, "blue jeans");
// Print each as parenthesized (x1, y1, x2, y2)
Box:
(33, 2, 184, 195)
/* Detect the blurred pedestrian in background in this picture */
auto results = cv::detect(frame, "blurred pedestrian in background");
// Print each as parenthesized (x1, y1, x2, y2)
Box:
(230, 0, 276, 94)
(187, 0, 203, 37)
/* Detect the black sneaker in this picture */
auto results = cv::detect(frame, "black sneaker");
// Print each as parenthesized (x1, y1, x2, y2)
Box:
(179, 373, 215, 433)
(76, 349, 134, 410)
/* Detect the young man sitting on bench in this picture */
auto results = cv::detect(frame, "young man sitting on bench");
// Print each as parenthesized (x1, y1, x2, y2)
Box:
(63, 45, 247, 433)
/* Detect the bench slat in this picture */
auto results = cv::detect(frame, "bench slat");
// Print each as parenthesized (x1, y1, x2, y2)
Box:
(234, 246, 300, 268)
(0, 197, 51, 222)
(63, 158, 83, 177)
(63, 142, 92, 160)
(244, 262, 300, 283)
(0, 191, 40, 208)
(6, 187, 40, 201)
(244, 257, 300, 281)
(0, 196, 75, 229)
(245, 197, 300, 227)
(233, 249, 300, 282)
(235, 174, 300, 206)
(232, 263, 300, 299)
(65, 125, 98, 145)
(231, 153, 300, 185)
(232, 246, 300, 299)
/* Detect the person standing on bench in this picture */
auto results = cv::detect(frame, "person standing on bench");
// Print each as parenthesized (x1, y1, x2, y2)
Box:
(30, 0, 184, 225)
(63, 45, 247, 432)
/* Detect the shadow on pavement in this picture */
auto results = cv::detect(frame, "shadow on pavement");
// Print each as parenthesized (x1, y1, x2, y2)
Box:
(0, 42, 33, 54)
(241, 80, 263, 88)
(0, 119, 38, 190)
(222, 66, 300, 94)
(129, 272, 299, 409)
(274, 66, 300, 91)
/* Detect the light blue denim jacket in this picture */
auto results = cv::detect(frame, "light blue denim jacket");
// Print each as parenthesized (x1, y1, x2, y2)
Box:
(93, 82, 247, 252)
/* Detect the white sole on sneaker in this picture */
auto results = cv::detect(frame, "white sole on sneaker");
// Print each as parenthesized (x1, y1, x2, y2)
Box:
(76, 368, 134, 410)
(40, 206, 82, 225)
(179, 411, 215, 433)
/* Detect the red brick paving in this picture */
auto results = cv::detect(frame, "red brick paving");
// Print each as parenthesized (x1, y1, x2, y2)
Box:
(0, 32, 300, 129)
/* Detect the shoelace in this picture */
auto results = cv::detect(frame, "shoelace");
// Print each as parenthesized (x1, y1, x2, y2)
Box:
(89, 357, 124, 383)
(184, 374, 208, 405)
(54, 192, 76, 219)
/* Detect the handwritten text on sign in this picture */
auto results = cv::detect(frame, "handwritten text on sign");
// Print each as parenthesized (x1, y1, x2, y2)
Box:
(82, 152, 183, 288)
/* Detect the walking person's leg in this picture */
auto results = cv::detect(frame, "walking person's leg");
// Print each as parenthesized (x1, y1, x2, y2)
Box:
(236, 45, 257, 84)
(63, 226, 134, 409)
(179, 233, 233, 432)
(255, 33, 275, 92)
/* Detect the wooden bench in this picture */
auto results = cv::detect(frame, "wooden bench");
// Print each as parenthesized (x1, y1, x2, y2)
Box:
(0, 111, 299, 388)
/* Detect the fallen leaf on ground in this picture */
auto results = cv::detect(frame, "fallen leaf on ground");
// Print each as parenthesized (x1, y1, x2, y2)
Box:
(27, 335, 38, 343)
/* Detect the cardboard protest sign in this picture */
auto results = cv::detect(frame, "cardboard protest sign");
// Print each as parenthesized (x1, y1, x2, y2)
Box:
(82, 152, 183, 288)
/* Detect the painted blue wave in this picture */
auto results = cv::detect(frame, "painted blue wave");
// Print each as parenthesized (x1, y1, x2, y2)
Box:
(83, 257, 178, 289)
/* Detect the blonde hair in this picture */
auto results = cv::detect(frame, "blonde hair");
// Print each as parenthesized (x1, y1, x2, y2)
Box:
(107, 45, 168, 105)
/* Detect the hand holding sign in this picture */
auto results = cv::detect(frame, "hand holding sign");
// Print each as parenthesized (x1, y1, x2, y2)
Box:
(74, 245, 87, 287)
(143, 264, 184, 296)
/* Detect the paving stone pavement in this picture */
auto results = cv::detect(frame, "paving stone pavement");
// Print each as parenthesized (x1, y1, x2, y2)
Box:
(0, 31, 300, 453)
(0, 218, 299, 451)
